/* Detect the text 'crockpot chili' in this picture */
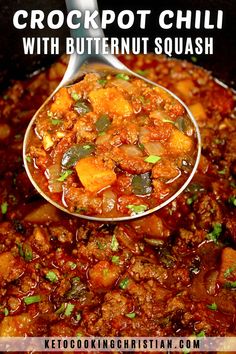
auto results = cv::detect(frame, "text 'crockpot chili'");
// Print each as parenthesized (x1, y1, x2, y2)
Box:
(26, 72, 197, 217)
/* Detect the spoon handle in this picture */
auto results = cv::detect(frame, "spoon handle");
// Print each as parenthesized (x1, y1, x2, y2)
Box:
(61, 0, 127, 86)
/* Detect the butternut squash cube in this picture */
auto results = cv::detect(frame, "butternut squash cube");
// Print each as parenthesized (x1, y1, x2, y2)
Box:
(75, 157, 116, 193)
(167, 129, 193, 154)
(175, 79, 195, 98)
(50, 87, 73, 113)
(189, 102, 207, 121)
(88, 87, 133, 116)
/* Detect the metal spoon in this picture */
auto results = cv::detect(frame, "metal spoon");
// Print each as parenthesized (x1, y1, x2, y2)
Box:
(23, 0, 201, 222)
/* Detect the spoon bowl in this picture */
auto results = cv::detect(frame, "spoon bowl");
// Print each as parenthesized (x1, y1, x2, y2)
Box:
(23, 0, 201, 222)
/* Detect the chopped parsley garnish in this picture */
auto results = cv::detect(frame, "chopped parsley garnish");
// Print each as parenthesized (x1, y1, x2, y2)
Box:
(111, 255, 120, 264)
(144, 155, 161, 164)
(17, 243, 33, 261)
(224, 267, 235, 278)
(119, 278, 129, 290)
(110, 234, 119, 252)
(228, 195, 236, 207)
(77, 332, 83, 337)
(25, 156, 32, 163)
(51, 118, 62, 126)
(1, 202, 8, 215)
(207, 303, 217, 311)
(67, 261, 77, 270)
(64, 303, 75, 316)
(196, 331, 205, 337)
(225, 281, 236, 288)
(127, 204, 147, 214)
(97, 241, 106, 250)
(57, 170, 73, 182)
(218, 168, 226, 175)
(71, 92, 80, 101)
(76, 312, 82, 321)
(45, 270, 58, 283)
(3, 308, 9, 316)
(116, 73, 129, 81)
(207, 223, 222, 243)
(136, 69, 149, 76)
(24, 295, 41, 305)
(191, 56, 198, 63)
(23, 244, 33, 261)
(125, 312, 136, 319)
(186, 194, 197, 205)
(98, 79, 107, 86)
(55, 303, 66, 315)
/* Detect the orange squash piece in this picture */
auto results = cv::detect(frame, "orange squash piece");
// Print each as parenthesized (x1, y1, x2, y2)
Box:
(88, 87, 133, 117)
(75, 157, 116, 193)
(167, 129, 193, 155)
(50, 87, 73, 114)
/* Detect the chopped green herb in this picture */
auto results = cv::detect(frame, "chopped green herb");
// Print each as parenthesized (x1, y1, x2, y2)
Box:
(64, 303, 75, 316)
(98, 131, 106, 136)
(71, 92, 80, 101)
(138, 143, 145, 151)
(55, 303, 66, 315)
(24, 295, 41, 305)
(45, 270, 58, 283)
(111, 255, 120, 264)
(116, 73, 129, 81)
(207, 302, 217, 311)
(186, 194, 197, 205)
(25, 156, 31, 163)
(218, 169, 226, 175)
(76, 332, 83, 337)
(225, 281, 236, 288)
(75, 207, 87, 213)
(230, 181, 236, 188)
(110, 234, 119, 252)
(207, 223, 222, 243)
(228, 195, 236, 207)
(119, 278, 129, 290)
(125, 312, 136, 319)
(98, 79, 107, 86)
(67, 261, 77, 270)
(97, 241, 106, 250)
(3, 308, 9, 316)
(191, 56, 198, 63)
(51, 118, 62, 126)
(74, 100, 90, 115)
(76, 312, 82, 321)
(1, 202, 8, 215)
(136, 69, 149, 76)
(144, 155, 161, 164)
(95, 115, 111, 133)
(14, 134, 22, 141)
(82, 145, 91, 150)
(224, 267, 235, 278)
(3, 95, 9, 100)
(127, 204, 147, 214)
(24, 244, 33, 261)
(196, 330, 205, 337)
(57, 170, 73, 182)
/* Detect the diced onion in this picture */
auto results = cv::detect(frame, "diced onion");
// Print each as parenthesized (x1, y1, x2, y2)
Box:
(143, 142, 164, 156)
(120, 144, 143, 157)
(102, 190, 117, 213)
